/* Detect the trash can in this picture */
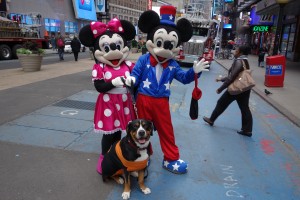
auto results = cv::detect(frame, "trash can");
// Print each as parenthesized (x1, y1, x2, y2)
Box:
(264, 55, 286, 87)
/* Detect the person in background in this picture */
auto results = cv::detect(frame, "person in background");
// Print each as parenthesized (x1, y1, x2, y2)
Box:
(56, 34, 65, 61)
(203, 45, 253, 137)
(258, 43, 268, 67)
(71, 36, 81, 61)
(50, 35, 56, 51)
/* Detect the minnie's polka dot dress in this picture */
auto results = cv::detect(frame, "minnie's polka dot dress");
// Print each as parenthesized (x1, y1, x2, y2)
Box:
(92, 61, 135, 134)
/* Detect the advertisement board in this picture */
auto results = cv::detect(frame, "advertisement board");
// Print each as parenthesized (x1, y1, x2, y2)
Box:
(72, 0, 97, 21)
(95, 0, 105, 13)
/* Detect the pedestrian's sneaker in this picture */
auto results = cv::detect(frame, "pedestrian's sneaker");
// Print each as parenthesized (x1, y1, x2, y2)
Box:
(162, 159, 188, 174)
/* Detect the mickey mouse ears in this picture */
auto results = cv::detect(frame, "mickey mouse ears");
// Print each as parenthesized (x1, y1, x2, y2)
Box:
(160, 5, 176, 27)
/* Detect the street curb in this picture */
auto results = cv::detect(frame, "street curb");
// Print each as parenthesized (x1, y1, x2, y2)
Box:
(214, 59, 300, 128)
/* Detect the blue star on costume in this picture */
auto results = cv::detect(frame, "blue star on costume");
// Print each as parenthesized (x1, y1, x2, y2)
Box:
(131, 54, 201, 98)
(162, 159, 188, 174)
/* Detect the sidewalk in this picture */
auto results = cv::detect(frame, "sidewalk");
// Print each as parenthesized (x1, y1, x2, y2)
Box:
(214, 54, 300, 127)
(1, 50, 299, 128)
(1, 50, 300, 200)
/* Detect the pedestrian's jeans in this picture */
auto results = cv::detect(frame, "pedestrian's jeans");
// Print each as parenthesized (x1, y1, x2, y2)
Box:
(58, 48, 64, 60)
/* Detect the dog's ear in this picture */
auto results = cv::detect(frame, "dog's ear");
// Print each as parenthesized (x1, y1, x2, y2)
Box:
(126, 120, 133, 135)
(149, 121, 154, 136)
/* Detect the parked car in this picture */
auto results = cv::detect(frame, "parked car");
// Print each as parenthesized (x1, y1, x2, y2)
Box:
(64, 40, 72, 53)
(64, 39, 85, 53)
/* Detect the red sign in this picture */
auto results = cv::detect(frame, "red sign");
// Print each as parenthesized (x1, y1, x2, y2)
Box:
(148, 0, 152, 10)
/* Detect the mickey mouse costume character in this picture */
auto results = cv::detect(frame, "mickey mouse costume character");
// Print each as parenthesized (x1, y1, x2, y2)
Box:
(125, 6, 209, 174)
(79, 18, 136, 174)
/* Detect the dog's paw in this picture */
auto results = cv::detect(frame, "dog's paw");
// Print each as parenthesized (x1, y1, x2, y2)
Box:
(117, 177, 124, 184)
(130, 171, 138, 178)
(142, 187, 151, 195)
(122, 191, 130, 199)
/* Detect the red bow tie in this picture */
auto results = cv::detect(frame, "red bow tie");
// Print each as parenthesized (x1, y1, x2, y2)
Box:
(150, 55, 169, 68)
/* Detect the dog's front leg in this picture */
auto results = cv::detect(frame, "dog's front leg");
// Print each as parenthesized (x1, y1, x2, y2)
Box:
(138, 169, 151, 195)
(122, 172, 131, 200)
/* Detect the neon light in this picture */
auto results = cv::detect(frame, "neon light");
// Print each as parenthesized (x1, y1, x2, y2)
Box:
(252, 25, 270, 32)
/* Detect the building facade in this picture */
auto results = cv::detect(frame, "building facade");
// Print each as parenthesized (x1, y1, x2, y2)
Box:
(2, 0, 148, 39)
(235, 0, 300, 61)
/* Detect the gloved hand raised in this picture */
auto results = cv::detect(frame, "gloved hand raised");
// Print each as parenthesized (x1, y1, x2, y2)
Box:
(111, 77, 124, 87)
(125, 76, 136, 87)
(193, 58, 210, 73)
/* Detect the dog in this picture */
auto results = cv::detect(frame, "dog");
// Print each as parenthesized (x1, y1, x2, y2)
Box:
(101, 119, 153, 200)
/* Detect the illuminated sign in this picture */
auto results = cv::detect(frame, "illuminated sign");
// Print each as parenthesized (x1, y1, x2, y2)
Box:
(223, 24, 232, 29)
(95, 0, 106, 13)
(72, 0, 97, 21)
(252, 25, 270, 32)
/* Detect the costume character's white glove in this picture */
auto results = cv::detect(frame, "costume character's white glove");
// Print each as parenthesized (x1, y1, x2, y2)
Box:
(125, 76, 136, 86)
(111, 77, 124, 87)
(193, 58, 210, 73)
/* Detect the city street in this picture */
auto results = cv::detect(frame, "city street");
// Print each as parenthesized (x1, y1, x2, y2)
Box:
(0, 55, 299, 200)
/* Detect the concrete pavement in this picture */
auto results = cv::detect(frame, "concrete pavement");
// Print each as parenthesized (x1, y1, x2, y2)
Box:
(0, 51, 300, 199)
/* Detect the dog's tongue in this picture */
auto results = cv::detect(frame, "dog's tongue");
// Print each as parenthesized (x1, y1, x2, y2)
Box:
(138, 139, 146, 144)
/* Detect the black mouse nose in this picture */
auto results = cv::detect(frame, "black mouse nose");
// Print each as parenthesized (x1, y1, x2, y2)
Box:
(110, 43, 117, 50)
(164, 41, 173, 50)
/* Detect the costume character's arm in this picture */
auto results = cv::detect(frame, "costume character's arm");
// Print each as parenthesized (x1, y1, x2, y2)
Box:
(92, 63, 124, 93)
(94, 79, 114, 93)
(126, 55, 147, 86)
(174, 58, 209, 84)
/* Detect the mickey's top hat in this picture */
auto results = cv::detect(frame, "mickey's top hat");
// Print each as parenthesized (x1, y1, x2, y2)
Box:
(160, 5, 176, 27)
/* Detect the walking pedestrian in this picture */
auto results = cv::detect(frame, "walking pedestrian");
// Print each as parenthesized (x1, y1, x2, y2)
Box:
(50, 35, 56, 51)
(71, 36, 81, 61)
(56, 34, 65, 61)
(258, 43, 268, 67)
(203, 45, 253, 137)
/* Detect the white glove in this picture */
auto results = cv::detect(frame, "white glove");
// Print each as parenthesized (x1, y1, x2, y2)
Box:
(125, 76, 136, 86)
(111, 77, 124, 87)
(193, 58, 210, 73)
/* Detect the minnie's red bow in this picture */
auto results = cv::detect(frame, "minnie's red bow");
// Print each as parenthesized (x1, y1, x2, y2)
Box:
(90, 18, 124, 38)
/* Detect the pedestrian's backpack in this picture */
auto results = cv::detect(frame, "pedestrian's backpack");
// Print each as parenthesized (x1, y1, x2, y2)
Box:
(57, 38, 64, 47)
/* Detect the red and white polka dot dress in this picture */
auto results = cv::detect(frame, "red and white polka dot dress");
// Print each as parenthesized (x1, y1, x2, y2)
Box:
(92, 61, 135, 134)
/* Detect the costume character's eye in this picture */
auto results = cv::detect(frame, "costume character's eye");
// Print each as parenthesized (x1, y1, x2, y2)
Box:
(103, 43, 110, 53)
(156, 39, 163, 47)
(116, 44, 121, 50)
(170, 41, 175, 50)
(116, 41, 122, 51)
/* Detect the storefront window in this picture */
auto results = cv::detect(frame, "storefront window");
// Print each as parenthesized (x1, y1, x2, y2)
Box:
(65, 21, 78, 34)
(280, 23, 296, 59)
(44, 18, 61, 33)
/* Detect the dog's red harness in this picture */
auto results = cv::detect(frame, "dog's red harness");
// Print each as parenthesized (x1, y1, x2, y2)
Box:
(113, 141, 149, 176)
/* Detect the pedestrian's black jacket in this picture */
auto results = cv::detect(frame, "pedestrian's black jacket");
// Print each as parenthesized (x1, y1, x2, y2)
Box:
(218, 55, 250, 92)
(71, 38, 81, 52)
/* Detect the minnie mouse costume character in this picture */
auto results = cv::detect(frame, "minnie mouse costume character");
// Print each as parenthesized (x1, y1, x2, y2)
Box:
(79, 18, 136, 174)
(125, 6, 209, 174)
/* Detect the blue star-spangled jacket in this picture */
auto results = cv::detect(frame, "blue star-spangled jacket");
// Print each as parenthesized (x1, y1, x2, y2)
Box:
(131, 54, 201, 98)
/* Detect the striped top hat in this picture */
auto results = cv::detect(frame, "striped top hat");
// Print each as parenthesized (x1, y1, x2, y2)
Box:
(160, 5, 176, 27)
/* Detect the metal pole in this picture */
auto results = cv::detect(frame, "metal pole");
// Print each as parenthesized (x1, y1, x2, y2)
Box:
(272, 3, 285, 55)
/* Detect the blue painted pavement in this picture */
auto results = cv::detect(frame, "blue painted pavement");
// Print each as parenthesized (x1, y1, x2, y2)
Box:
(0, 61, 299, 199)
